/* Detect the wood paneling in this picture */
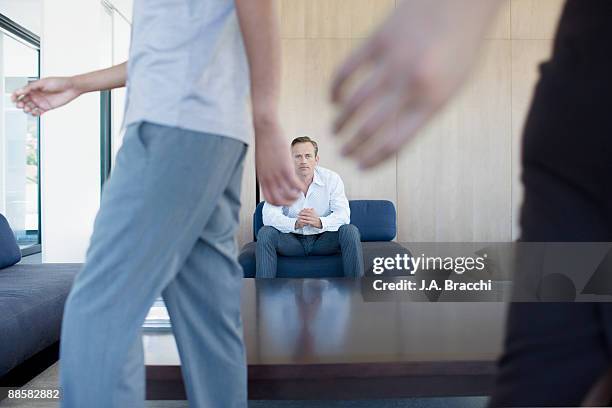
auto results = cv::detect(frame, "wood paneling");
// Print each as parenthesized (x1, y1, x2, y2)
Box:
(305, 0, 353, 38)
(279, 38, 398, 204)
(510, 40, 554, 240)
(397, 41, 512, 242)
(279, 39, 307, 145)
(349, 0, 395, 38)
(279, 0, 306, 38)
(280, 0, 394, 39)
(237, 146, 256, 247)
(306, 39, 396, 203)
(266, 0, 562, 245)
(511, 0, 565, 40)
(486, 0, 512, 39)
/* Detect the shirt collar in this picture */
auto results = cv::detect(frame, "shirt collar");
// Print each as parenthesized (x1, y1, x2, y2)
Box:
(312, 167, 325, 186)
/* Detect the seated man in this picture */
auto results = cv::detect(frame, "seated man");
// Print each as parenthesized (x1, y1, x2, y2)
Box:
(256, 136, 364, 278)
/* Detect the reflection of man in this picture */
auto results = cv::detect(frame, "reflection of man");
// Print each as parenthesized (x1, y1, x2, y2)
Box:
(257, 137, 364, 278)
(256, 279, 352, 361)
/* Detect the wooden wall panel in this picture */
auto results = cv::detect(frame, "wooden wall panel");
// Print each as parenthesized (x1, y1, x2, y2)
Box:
(280, 0, 394, 39)
(237, 146, 256, 247)
(397, 41, 512, 242)
(305, 0, 353, 38)
(279, 0, 306, 38)
(511, 0, 565, 39)
(467, 41, 512, 242)
(510, 40, 554, 240)
(277, 1, 399, 213)
(279, 39, 307, 139)
(269, 0, 563, 245)
(349, 0, 395, 38)
(486, 0, 512, 39)
(304, 39, 396, 203)
(279, 38, 397, 204)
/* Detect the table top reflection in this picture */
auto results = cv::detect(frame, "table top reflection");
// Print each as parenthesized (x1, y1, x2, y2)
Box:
(145, 277, 506, 365)
(144, 278, 507, 399)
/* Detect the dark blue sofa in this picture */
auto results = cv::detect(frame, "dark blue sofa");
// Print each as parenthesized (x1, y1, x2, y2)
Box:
(0, 214, 79, 377)
(239, 200, 411, 278)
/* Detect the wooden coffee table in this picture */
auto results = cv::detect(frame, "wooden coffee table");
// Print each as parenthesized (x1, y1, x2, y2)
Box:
(144, 278, 506, 400)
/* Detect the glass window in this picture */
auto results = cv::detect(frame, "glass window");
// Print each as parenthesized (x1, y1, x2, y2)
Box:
(0, 29, 40, 251)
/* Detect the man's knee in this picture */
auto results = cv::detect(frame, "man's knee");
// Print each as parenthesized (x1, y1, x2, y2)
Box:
(338, 224, 360, 244)
(257, 225, 280, 244)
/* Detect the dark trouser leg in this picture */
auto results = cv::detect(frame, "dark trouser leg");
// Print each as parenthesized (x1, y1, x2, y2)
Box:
(490, 303, 608, 407)
(311, 225, 364, 277)
(256, 226, 280, 278)
(490, 92, 612, 408)
(490, 164, 612, 406)
(338, 224, 364, 277)
(256, 227, 305, 278)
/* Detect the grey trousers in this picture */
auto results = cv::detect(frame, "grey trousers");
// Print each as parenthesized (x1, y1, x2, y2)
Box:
(255, 224, 364, 278)
(60, 122, 248, 408)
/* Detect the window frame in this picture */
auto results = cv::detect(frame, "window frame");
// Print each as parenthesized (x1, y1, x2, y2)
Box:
(0, 13, 42, 256)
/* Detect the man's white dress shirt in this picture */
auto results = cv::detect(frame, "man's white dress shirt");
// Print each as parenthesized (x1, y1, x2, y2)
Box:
(262, 166, 350, 235)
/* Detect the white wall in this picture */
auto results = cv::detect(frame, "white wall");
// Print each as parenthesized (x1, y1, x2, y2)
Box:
(41, 0, 102, 262)
(107, 0, 132, 23)
(0, 34, 39, 233)
(0, 0, 42, 36)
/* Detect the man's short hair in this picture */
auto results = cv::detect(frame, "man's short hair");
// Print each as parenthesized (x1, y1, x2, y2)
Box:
(291, 136, 318, 156)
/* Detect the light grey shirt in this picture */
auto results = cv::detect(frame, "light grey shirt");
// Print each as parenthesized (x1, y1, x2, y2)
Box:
(262, 166, 351, 235)
(124, 0, 252, 145)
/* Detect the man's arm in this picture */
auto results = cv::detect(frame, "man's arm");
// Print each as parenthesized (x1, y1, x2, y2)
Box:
(236, 0, 304, 206)
(12, 62, 127, 116)
(318, 176, 350, 232)
(262, 202, 300, 233)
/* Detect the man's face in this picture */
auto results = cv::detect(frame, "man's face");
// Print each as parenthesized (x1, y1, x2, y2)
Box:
(291, 142, 319, 178)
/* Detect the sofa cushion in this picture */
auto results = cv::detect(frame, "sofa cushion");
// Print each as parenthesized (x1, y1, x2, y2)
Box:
(349, 200, 396, 242)
(0, 214, 21, 270)
(252, 200, 396, 242)
(0, 264, 80, 376)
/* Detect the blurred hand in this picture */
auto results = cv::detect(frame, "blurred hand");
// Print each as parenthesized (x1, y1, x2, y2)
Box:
(11, 77, 82, 116)
(330, 0, 503, 169)
(298, 208, 322, 229)
(256, 121, 305, 206)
